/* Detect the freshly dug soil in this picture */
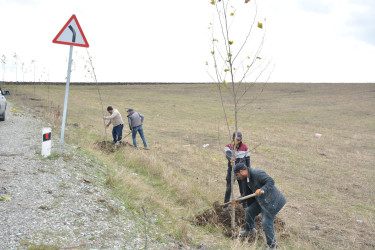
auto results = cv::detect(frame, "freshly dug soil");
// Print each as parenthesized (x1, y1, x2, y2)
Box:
(94, 140, 133, 153)
(194, 201, 287, 239)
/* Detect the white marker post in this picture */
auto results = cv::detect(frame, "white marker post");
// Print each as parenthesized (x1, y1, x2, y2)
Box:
(42, 127, 52, 157)
(52, 14, 89, 153)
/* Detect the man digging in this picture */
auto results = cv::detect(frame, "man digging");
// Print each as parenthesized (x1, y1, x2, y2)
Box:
(103, 106, 124, 145)
(127, 108, 148, 149)
(233, 163, 286, 249)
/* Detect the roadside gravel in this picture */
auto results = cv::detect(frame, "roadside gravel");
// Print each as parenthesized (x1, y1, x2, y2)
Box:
(0, 102, 172, 249)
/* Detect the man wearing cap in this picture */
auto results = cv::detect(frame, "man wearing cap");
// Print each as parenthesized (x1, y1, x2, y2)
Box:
(103, 106, 124, 144)
(127, 109, 147, 149)
(223, 131, 250, 211)
(234, 163, 286, 249)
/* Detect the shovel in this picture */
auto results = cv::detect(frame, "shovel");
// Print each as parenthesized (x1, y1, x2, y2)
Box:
(222, 192, 258, 207)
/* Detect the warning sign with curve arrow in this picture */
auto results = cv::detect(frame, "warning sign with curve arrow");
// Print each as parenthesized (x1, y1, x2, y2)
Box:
(52, 14, 89, 153)
(52, 14, 89, 47)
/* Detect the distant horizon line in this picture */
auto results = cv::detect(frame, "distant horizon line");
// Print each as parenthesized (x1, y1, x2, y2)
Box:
(1, 81, 374, 85)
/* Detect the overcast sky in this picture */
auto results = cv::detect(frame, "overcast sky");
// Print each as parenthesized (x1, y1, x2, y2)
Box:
(0, 0, 374, 83)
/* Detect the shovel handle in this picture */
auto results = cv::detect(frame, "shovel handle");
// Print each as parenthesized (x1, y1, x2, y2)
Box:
(222, 193, 257, 206)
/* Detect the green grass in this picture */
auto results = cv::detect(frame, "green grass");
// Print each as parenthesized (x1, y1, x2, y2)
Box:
(7, 83, 375, 249)
(46, 153, 59, 160)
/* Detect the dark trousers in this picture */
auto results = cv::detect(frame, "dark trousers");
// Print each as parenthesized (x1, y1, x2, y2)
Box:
(112, 124, 123, 142)
(244, 201, 277, 247)
(224, 166, 246, 204)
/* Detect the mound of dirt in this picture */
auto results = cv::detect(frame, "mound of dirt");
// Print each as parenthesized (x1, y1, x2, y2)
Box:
(94, 141, 133, 153)
(194, 201, 286, 239)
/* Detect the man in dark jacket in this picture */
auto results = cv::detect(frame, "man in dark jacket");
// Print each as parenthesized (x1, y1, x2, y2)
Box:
(223, 131, 250, 211)
(233, 163, 286, 249)
(127, 109, 147, 149)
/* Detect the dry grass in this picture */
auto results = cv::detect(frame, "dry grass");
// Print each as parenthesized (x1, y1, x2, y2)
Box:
(6, 83, 375, 249)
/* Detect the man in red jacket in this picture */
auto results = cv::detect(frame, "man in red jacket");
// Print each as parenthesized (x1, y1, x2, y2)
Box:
(223, 131, 251, 211)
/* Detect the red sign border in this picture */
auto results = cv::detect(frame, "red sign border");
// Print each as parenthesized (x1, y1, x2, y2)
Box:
(52, 14, 89, 48)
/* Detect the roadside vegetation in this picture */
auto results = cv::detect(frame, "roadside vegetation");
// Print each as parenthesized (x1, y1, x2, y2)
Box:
(6, 83, 375, 249)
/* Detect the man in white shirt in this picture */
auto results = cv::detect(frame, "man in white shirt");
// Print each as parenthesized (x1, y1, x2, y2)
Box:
(103, 106, 124, 144)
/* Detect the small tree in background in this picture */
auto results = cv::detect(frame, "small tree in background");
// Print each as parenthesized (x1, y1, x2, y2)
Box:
(1, 55, 6, 82)
(13, 53, 19, 94)
(13, 52, 19, 81)
(207, 0, 273, 233)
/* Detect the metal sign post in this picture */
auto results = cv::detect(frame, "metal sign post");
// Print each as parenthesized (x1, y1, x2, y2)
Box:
(59, 45, 73, 153)
(52, 14, 89, 153)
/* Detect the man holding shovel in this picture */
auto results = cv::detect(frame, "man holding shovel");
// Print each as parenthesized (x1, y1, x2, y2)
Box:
(103, 106, 124, 145)
(233, 163, 286, 249)
(127, 108, 147, 149)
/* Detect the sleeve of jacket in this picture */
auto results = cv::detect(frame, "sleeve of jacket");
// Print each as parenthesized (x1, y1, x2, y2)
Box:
(106, 110, 119, 120)
(225, 145, 232, 161)
(257, 170, 275, 193)
(139, 113, 144, 123)
(128, 117, 132, 130)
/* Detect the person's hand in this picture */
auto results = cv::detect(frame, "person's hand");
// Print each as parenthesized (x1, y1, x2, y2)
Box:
(105, 124, 109, 128)
(103, 116, 106, 120)
(255, 189, 264, 196)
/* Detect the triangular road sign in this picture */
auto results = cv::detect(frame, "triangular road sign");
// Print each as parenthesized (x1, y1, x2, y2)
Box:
(53, 14, 89, 47)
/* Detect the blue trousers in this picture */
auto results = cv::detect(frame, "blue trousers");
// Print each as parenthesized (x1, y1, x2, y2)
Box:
(132, 125, 147, 148)
(244, 201, 277, 247)
(112, 124, 123, 142)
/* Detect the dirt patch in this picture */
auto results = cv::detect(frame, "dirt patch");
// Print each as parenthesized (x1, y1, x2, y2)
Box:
(194, 202, 287, 240)
(94, 141, 134, 153)
(68, 123, 83, 129)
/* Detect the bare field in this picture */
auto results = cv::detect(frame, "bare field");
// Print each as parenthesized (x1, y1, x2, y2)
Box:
(6, 83, 375, 249)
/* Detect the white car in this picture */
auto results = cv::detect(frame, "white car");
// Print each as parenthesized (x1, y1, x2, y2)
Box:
(0, 87, 10, 121)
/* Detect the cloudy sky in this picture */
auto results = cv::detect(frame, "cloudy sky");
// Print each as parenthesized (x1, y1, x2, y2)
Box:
(0, 0, 374, 83)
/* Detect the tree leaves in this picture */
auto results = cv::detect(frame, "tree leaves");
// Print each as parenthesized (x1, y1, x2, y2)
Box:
(210, 0, 215, 5)
(228, 41, 234, 45)
(257, 22, 263, 29)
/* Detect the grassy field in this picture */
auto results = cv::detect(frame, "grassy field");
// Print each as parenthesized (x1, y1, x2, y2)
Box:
(5, 83, 375, 249)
